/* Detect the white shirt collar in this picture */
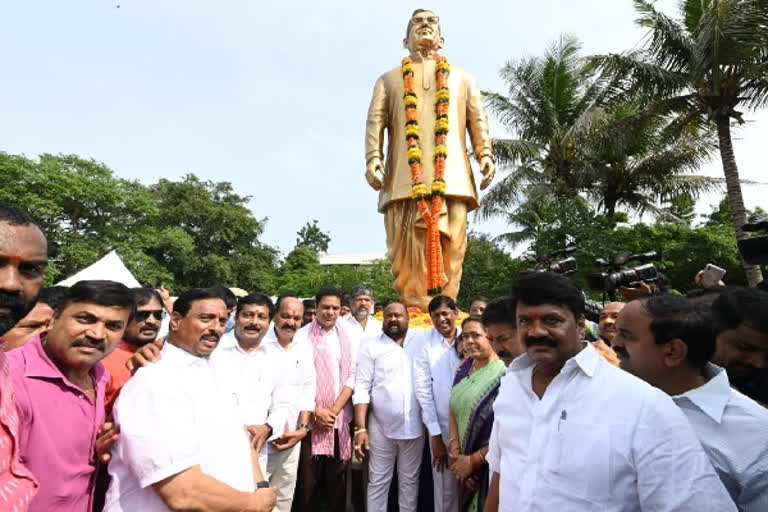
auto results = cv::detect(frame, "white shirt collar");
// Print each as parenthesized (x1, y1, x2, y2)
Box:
(673, 363, 731, 424)
(430, 327, 458, 347)
(162, 339, 209, 368)
(218, 331, 269, 356)
(509, 342, 598, 377)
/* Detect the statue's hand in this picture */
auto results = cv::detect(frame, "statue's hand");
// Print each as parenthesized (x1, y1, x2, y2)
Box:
(365, 157, 385, 191)
(479, 156, 495, 190)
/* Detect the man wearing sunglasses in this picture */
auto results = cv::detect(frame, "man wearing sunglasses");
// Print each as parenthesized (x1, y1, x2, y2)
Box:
(102, 287, 165, 416)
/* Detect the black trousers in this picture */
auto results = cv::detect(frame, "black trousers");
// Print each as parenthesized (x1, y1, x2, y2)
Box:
(293, 430, 348, 512)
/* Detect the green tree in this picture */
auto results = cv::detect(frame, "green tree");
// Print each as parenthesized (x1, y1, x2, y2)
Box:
(661, 193, 697, 225)
(482, 35, 719, 244)
(0, 153, 177, 286)
(149, 174, 279, 291)
(480, 35, 603, 219)
(591, 0, 768, 284)
(0, 154, 280, 292)
(457, 232, 527, 309)
(581, 101, 720, 218)
(296, 220, 331, 253)
(274, 246, 325, 296)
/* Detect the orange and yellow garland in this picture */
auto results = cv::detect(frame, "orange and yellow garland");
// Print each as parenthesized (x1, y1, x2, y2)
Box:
(402, 55, 450, 295)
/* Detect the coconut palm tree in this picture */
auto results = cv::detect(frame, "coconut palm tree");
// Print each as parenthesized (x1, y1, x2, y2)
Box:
(581, 100, 721, 219)
(480, 35, 607, 220)
(481, 34, 722, 250)
(590, 0, 768, 284)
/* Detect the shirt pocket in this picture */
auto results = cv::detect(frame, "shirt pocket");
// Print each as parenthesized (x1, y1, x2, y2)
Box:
(551, 421, 612, 501)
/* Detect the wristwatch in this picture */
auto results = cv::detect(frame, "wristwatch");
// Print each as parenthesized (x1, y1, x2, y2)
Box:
(298, 423, 311, 432)
(265, 423, 273, 438)
(255, 480, 270, 489)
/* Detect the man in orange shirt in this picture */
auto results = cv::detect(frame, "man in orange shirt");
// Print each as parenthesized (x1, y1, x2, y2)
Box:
(101, 287, 164, 416)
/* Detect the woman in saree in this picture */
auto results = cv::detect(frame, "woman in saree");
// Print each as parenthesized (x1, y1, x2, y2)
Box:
(448, 316, 506, 512)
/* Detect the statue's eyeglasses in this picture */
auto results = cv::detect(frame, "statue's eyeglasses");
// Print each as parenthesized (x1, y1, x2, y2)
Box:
(411, 15, 439, 25)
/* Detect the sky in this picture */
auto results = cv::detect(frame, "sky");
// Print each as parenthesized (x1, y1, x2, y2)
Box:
(1, 0, 765, 258)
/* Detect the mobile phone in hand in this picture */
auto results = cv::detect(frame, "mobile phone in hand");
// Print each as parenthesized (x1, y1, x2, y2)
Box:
(701, 264, 726, 286)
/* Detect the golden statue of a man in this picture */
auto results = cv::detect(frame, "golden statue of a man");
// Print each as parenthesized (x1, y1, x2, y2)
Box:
(365, 9, 495, 311)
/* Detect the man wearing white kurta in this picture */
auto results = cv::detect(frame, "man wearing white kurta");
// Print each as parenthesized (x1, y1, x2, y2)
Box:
(104, 288, 275, 512)
(486, 272, 735, 512)
(353, 303, 424, 511)
(413, 296, 461, 512)
(340, 284, 382, 352)
(208, 293, 287, 476)
(262, 295, 317, 512)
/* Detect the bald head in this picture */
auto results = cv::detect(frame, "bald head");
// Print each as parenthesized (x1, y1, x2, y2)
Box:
(599, 302, 625, 344)
(274, 296, 303, 342)
(383, 302, 409, 341)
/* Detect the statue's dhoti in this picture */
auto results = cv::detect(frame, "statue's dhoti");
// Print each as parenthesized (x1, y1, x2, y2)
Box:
(384, 199, 468, 311)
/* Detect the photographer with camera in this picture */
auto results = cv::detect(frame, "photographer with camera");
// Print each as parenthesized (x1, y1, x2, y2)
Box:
(588, 250, 673, 302)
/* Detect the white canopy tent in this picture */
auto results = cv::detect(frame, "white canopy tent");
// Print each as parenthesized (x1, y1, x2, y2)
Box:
(56, 250, 141, 288)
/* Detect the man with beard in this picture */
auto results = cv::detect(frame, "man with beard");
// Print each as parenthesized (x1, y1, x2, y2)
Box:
(8, 280, 135, 512)
(0, 201, 46, 511)
(413, 295, 462, 512)
(101, 287, 165, 415)
(481, 296, 523, 367)
(710, 288, 768, 404)
(612, 294, 768, 510)
(2, 286, 68, 351)
(340, 284, 382, 351)
(104, 287, 276, 512)
(292, 286, 355, 512)
(597, 302, 624, 346)
(484, 272, 734, 512)
(262, 294, 315, 512)
(354, 302, 423, 511)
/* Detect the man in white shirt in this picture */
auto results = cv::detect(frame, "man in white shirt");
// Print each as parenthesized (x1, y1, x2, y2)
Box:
(612, 294, 768, 511)
(353, 302, 424, 511)
(339, 284, 382, 351)
(209, 293, 286, 476)
(292, 287, 355, 512)
(485, 272, 735, 512)
(413, 295, 462, 512)
(261, 294, 316, 512)
(104, 287, 276, 512)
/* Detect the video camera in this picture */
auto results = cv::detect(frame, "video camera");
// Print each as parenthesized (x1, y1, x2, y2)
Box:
(739, 215, 768, 265)
(587, 250, 663, 293)
(524, 246, 578, 275)
(521, 246, 603, 322)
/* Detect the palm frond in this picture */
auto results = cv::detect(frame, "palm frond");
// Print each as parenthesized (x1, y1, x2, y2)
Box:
(634, 0, 695, 72)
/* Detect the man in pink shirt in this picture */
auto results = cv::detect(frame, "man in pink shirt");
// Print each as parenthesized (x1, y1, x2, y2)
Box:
(7, 279, 135, 512)
(0, 201, 48, 511)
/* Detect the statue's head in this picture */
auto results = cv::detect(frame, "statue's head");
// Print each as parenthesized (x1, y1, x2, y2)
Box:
(403, 9, 443, 53)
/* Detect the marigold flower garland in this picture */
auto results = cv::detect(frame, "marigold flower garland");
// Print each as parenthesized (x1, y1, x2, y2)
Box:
(402, 55, 450, 295)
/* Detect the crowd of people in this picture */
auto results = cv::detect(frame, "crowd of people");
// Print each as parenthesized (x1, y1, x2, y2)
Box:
(1, 199, 767, 512)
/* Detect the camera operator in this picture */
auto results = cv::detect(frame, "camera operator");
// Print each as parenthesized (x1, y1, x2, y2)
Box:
(617, 273, 671, 301)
